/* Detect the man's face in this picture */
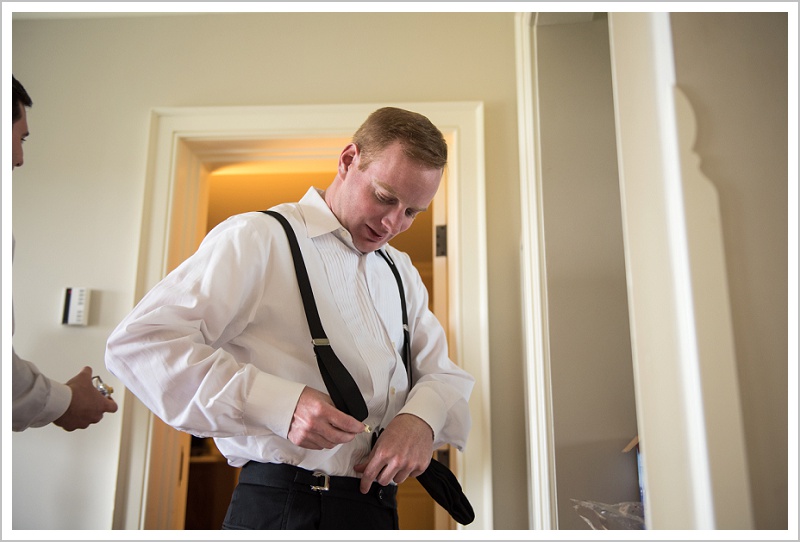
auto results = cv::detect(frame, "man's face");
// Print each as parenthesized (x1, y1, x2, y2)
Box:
(329, 141, 442, 253)
(12, 105, 29, 169)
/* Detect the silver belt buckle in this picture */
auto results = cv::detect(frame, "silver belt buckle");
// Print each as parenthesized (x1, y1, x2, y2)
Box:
(310, 471, 330, 492)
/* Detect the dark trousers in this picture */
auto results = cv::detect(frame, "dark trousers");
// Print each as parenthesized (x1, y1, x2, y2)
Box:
(222, 462, 399, 530)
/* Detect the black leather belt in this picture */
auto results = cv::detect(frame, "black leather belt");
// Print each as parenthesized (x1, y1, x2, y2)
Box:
(239, 462, 397, 505)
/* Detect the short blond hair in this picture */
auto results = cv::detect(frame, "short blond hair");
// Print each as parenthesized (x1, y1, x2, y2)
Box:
(352, 107, 447, 171)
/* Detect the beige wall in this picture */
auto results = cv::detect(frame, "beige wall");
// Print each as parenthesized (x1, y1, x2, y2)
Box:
(670, 12, 789, 529)
(10, 12, 526, 530)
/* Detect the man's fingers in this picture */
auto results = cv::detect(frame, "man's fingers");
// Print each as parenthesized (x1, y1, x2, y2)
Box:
(292, 420, 348, 449)
(392, 466, 414, 485)
(105, 398, 119, 413)
(359, 462, 382, 494)
(357, 449, 401, 493)
(355, 414, 436, 493)
(288, 387, 366, 449)
(326, 410, 368, 436)
(299, 387, 364, 433)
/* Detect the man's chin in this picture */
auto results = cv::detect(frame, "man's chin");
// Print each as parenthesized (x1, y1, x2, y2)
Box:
(362, 244, 385, 254)
(356, 238, 388, 254)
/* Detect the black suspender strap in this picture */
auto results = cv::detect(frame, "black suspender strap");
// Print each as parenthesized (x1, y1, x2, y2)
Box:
(376, 249, 412, 389)
(263, 209, 474, 526)
(373, 248, 475, 526)
(262, 210, 368, 422)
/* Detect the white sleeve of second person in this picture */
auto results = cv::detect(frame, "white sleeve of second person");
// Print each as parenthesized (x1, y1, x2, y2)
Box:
(12, 347, 72, 431)
(104, 215, 306, 439)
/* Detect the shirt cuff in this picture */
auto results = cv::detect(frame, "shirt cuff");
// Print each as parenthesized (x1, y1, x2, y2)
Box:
(242, 371, 306, 438)
(397, 386, 447, 443)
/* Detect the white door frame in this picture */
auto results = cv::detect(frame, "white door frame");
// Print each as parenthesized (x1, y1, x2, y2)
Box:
(112, 101, 493, 530)
(516, 11, 752, 529)
(514, 12, 558, 531)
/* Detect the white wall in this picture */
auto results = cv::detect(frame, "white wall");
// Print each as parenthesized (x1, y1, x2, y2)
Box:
(8, 11, 527, 530)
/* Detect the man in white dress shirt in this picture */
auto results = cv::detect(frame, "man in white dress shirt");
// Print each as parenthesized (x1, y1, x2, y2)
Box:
(105, 107, 474, 529)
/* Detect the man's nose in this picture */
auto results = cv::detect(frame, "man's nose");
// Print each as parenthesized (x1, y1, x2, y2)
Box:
(381, 207, 405, 233)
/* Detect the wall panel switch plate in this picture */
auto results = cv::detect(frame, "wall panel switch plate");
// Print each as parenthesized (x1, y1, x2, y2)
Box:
(62, 287, 91, 326)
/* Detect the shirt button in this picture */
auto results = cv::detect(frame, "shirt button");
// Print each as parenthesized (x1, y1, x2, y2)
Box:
(390, 387, 396, 395)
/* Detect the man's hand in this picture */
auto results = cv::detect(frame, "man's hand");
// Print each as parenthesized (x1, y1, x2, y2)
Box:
(54, 367, 118, 431)
(353, 413, 434, 493)
(288, 386, 365, 450)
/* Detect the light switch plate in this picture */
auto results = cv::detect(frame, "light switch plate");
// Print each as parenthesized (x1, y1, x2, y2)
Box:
(62, 287, 90, 326)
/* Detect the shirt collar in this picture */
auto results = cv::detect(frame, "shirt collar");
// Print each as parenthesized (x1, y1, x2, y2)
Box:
(298, 187, 362, 253)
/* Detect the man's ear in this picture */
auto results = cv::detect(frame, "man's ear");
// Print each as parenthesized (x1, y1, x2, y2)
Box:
(338, 143, 358, 176)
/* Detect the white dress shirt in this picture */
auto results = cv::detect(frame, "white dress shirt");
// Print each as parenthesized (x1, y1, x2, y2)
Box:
(12, 236, 72, 431)
(105, 187, 474, 476)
